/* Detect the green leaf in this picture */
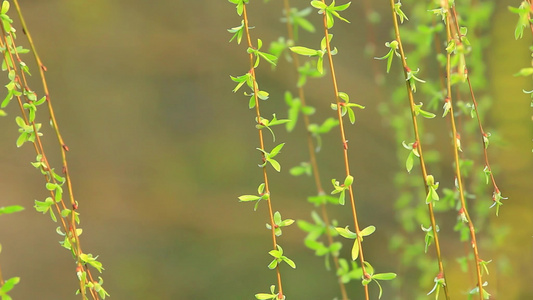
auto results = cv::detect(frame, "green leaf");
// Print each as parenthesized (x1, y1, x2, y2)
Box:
(0, 205, 24, 215)
(273, 211, 281, 224)
(283, 257, 296, 268)
(238, 195, 261, 202)
(289, 46, 319, 56)
(338, 190, 345, 205)
(61, 209, 71, 218)
(45, 182, 57, 191)
(0, 1, 10, 15)
(257, 90, 269, 100)
(351, 239, 359, 260)
(336, 226, 357, 239)
(80, 253, 105, 272)
(229, 0, 246, 16)
(310, 1, 327, 10)
(359, 225, 376, 237)
(15, 116, 26, 128)
(483, 166, 491, 184)
(394, 1, 409, 23)
(0, 277, 19, 293)
(230, 73, 251, 93)
(255, 293, 275, 300)
(249, 96, 256, 109)
(289, 162, 311, 176)
(346, 107, 355, 124)
(333, 2, 351, 12)
(258, 183, 265, 194)
(258, 52, 278, 67)
(269, 143, 285, 157)
(268, 159, 281, 172)
(343, 175, 353, 186)
(372, 272, 397, 280)
(317, 56, 324, 74)
(414, 103, 436, 118)
(406, 151, 414, 173)
(268, 260, 279, 269)
(514, 67, 533, 77)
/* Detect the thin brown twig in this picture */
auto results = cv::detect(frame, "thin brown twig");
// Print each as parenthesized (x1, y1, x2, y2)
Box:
(448, 5, 501, 203)
(387, 1, 450, 299)
(443, 2, 484, 298)
(318, 1, 369, 299)
(241, 3, 284, 299)
(7, 2, 100, 298)
(281, 1, 348, 299)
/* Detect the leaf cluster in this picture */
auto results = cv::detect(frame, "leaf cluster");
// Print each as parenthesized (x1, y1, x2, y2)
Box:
(330, 92, 364, 124)
(310, 1, 351, 29)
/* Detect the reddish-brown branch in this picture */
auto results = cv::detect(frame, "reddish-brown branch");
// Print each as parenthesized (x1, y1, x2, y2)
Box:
(318, 1, 369, 299)
(387, 1, 449, 298)
(242, 4, 284, 299)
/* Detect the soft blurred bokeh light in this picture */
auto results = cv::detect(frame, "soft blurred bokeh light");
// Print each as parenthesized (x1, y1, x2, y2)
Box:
(0, 1, 531, 299)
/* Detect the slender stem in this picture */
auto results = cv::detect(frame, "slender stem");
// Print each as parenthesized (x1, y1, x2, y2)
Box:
(387, 1, 450, 299)
(8, 2, 99, 298)
(318, 1, 369, 299)
(242, 4, 284, 299)
(449, 5, 500, 198)
(281, 1, 348, 299)
(443, 2, 484, 298)
(12, 0, 77, 210)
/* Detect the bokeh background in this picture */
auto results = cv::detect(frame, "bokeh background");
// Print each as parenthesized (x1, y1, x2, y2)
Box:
(0, 1, 531, 299)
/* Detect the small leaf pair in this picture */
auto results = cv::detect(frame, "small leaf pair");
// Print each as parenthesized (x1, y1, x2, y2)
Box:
(402, 141, 420, 173)
(374, 40, 400, 73)
(421, 224, 439, 253)
(468, 281, 491, 299)
(15, 116, 42, 148)
(330, 92, 365, 124)
(427, 273, 446, 299)
(310, 0, 351, 29)
(490, 190, 507, 216)
(393, 1, 409, 24)
(255, 285, 283, 300)
(330, 175, 353, 205)
(413, 102, 436, 119)
(238, 183, 270, 211)
(257, 143, 285, 172)
(256, 114, 290, 142)
(227, 20, 245, 44)
(290, 34, 337, 74)
(281, 7, 315, 41)
(0, 205, 24, 216)
(289, 161, 312, 177)
(425, 175, 440, 205)
(247, 39, 278, 67)
(509, 2, 533, 40)
(0, 276, 20, 299)
(361, 261, 397, 299)
(405, 67, 426, 92)
(266, 211, 294, 236)
(268, 245, 296, 269)
(284, 91, 315, 132)
(228, 0, 249, 17)
(336, 225, 375, 261)
(296, 60, 323, 87)
(307, 117, 339, 152)
(336, 258, 363, 284)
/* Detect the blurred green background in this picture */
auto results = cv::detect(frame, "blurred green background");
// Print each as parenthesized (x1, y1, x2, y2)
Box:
(0, 1, 531, 299)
